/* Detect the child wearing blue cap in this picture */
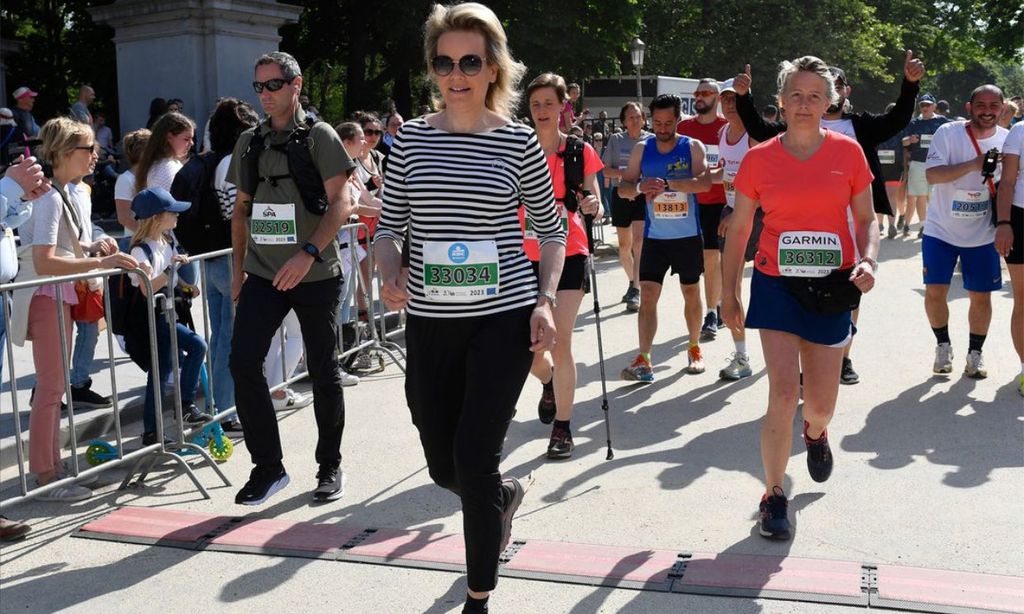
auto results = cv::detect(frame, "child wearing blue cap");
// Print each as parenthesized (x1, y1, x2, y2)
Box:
(128, 187, 211, 444)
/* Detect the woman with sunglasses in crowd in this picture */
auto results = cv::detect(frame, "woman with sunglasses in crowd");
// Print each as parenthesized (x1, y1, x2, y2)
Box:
(374, 4, 564, 612)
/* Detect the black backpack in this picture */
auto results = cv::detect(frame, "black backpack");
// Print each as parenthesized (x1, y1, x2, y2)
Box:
(239, 116, 329, 216)
(170, 151, 231, 255)
(109, 242, 156, 370)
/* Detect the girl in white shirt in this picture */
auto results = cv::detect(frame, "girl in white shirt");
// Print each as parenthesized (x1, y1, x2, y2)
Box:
(134, 112, 195, 194)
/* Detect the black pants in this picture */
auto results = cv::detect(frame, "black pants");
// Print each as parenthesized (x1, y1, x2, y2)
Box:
(229, 274, 345, 469)
(405, 306, 534, 592)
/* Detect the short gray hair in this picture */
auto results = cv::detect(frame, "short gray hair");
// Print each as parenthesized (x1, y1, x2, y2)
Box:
(776, 55, 838, 106)
(255, 51, 302, 81)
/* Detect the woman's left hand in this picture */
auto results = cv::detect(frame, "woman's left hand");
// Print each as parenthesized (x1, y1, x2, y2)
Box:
(529, 303, 557, 352)
(849, 262, 876, 293)
(579, 192, 601, 218)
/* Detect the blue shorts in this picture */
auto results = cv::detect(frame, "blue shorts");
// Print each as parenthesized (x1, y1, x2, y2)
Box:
(921, 235, 1002, 292)
(746, 269, 854, 347)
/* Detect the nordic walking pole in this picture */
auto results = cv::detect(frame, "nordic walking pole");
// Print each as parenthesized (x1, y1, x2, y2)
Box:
(582, 192, 614, 460)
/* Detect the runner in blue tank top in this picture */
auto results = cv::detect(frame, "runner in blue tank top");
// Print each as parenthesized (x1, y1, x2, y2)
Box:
(618, 94, 712, 382)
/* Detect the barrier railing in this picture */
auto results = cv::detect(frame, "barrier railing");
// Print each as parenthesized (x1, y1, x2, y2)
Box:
(0, 267, 222, 511)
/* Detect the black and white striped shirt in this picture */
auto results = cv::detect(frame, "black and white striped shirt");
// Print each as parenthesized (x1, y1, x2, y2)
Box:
(375, 118, 564, 318)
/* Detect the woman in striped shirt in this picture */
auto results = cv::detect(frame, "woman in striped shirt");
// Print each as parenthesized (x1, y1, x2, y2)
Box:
(374, 4, 565, 612)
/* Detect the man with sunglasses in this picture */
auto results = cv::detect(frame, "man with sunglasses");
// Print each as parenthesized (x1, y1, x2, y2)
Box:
(733, 50, 925, 385)
(677, 78, 729, 342)
(228, 51, 356, 507)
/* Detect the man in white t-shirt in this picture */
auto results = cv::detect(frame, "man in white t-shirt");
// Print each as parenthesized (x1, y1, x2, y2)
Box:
(922, 84, 1008, 379)
(995, 121, 1024, 395)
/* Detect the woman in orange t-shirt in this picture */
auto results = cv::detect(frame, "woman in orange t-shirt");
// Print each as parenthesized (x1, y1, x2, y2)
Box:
(519, 73, 603, 459)
(722, 56, 880, 541)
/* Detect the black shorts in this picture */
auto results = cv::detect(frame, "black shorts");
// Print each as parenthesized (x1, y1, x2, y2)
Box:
(1007, 205, 1024, 265)
(532, 254, 590, 292)
(699, 203, 726, 250)
(719, 206, 765, 263)
(611, 189, 646, 228)
(639, 236, 704, 285)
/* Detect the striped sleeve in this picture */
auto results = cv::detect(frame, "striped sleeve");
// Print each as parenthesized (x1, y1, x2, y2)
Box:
(520, 131, 564, 247)
(374, 128, 409, 248)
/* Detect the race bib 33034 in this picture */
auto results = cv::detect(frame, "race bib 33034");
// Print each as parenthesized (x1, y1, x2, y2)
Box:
(422, 240, 500, 302)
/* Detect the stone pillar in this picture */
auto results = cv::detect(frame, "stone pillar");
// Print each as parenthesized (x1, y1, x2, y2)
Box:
(90, 0, 302, 136)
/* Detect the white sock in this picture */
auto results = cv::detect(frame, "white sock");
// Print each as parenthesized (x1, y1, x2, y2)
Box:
(735, 341, 747, 356)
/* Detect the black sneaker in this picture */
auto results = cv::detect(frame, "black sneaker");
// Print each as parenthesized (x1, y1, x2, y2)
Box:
(546, 425, 574, 459)
(221, 418, 244, 433)
(313, 465, 346, 502)
(70, 384, 112, 409)
(839, 357, 859, 385)
(499, 477, 526, 553)
(537, 378, 556, 424)
(758, 487, 791, 540)
(700, 312, 718, 341)
(716, 307, 724, 329)
(184, 404, 214, 424)
(235, 464, 289, 506)
(625, 286, 640, 312)
(804, 421, 833, 483)
(141, 431, 174, 447)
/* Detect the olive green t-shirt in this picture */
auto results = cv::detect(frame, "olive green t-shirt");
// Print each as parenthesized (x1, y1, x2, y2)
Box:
(228, 107, 355, 283)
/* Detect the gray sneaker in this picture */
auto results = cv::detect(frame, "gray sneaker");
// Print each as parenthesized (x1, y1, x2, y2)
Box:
(933, 342, 953, 375)
(964, 350, 987, 379)
(36, 482, 93, 502)
(625, 286, 640, 312)
(719, 352, 752, 380)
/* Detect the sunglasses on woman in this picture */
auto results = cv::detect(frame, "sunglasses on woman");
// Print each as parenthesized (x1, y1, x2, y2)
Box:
(431, 54, 485, 77)
(252, 77, 295, 94)
(364, 129, 383, 136)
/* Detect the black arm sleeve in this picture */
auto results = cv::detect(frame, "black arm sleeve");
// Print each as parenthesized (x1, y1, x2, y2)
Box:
(736, 92, 786, 142)
(851, 78, 919, 147)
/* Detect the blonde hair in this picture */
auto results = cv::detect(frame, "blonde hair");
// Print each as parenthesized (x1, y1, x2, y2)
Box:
(38, 117, 93, 167)
(130, 213, 174, 250)
(122, 129, 151, 167)
(776, 55, 838, 106)
(423, 2, 526, 119)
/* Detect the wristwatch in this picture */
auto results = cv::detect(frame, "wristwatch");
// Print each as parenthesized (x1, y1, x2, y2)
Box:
(301, 242, 324, 263)
(539, 290, 558, 308)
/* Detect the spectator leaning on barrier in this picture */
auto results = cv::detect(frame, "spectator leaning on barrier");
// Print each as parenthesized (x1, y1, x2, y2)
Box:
(228, 51, 356, 506)
(10, 117, 137, 502)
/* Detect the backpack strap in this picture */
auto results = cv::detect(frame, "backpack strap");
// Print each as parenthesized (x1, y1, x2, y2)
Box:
(561, 135, 586, 213)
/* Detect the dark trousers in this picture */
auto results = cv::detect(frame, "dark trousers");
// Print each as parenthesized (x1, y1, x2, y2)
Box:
(229, 274, 345, 469)
(404, 306, 534, 592)
(143, 312, 207, 434)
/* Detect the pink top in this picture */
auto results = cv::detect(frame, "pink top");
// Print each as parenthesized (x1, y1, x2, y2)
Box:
(558, 101, 576, 131)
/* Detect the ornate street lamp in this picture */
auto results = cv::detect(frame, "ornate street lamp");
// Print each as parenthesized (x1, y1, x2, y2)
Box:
(630, 36, 646, 107)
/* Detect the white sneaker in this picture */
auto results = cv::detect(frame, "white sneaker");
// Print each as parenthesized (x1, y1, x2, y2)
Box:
(341, 371, 360, 387)
(963, 350, 987, 379)
(36, 482, 93, 502)
(933, 343, 953, 375)
(272, 388, 314, 411)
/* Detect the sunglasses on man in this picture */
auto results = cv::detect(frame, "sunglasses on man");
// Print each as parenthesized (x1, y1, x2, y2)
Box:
(252, 77, 296, 94)
(431, 54, 485, 77)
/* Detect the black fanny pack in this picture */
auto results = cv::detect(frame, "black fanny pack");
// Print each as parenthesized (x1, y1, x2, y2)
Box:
(783, 267, 862, 315)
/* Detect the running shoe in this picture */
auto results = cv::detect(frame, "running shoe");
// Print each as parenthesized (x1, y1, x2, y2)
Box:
(341, 370, 360, 387)
(537, 378, 556, 424)
(896, 215, 905, 232)
(313, 465, 346, 502)
(184, 404, 214, 424)
(917, 228, 924, 239)
(758, 487, 791, 540)
(700, 312, 718, 341)
(902, 225, 911, 238)
(686, 346, 706, 374)
(499, 477, 527, 553)
(235, 464, 289, 505)
(964, 350, 987, 379)
(546, 425, 574, 459)
(803, 421, 833, 483)
(716, 308, 724, 329)
(840, 357, 859, 385)
(625, 286, 641, 312)
(933, 342, 953, 375)
(886, 224, 897, 240)
(719, 352, 752, 380)
(221, 418, 244, 433)
(0, 516, 31, 541)
(621, 354, 654, 383)
(70, 384, 112, 409)
(36, 482, 92, 503)
(272, 388, 314, 411)
(621, 285, 631, 304)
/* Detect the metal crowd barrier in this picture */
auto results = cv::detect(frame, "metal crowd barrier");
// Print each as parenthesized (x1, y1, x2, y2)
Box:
(337, 222, 406, 373)
(0, 267, 222, 512)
